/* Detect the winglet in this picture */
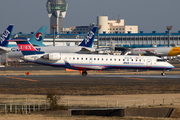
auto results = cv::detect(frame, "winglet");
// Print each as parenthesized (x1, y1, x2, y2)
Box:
(78, 27, 98, 48)
(0, 25, 14, 47)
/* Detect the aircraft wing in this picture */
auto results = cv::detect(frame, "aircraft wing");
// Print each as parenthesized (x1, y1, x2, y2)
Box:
(64, 60, 105, 70)
(73, 65, 105, 70)
(145, 50, 164, 56)
(77, 47, 96, 54)
(0, 47, 11, 55)
(95, 48, 110, 51)
(78, 47, 110, 54)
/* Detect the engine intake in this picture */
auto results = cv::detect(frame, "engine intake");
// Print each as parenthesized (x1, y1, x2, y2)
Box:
(42, 53, 61, 61)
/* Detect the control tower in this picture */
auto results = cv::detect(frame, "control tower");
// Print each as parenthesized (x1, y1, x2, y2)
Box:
(46, 0, 68, 33)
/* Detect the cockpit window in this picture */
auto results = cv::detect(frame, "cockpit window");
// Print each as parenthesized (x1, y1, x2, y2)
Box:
(157, 59, 165, 62)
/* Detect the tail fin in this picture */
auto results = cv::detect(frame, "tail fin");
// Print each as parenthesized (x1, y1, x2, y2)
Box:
(0, 25, 14, 47)
(78, 27, 98, 48)
(11, 38, 44, 55)
(29, 26, 47, 46)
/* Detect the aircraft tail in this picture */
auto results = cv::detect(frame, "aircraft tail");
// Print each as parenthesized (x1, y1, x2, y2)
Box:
(0, 25, 14, 47)
(29, 26, 47, 46)
(78, 27, 98, 48)
(11, 38, 44, 55)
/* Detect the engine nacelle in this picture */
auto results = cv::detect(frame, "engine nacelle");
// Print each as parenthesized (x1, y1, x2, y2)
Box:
(42, 53, 61, 61)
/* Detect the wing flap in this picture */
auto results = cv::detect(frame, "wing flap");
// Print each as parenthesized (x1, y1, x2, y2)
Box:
(73, 65, 105, 70)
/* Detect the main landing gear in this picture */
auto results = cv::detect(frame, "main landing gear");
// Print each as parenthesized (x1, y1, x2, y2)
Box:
(82, 70, 88, 76)
(161, 70, 166, 76)
(161, 72, 165, 76)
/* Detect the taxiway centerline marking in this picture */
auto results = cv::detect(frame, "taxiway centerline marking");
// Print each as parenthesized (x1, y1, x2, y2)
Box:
(6, 77, 39, 82)
(126, 77, 145, 81)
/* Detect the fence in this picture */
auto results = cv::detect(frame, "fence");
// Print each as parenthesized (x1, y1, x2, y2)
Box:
(0, 97, 180, 114)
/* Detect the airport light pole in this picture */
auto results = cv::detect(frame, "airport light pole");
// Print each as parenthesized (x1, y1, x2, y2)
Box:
(97, 25, 101, 49)
(166, 26, 173, 47)
(51, 25, 58, 46)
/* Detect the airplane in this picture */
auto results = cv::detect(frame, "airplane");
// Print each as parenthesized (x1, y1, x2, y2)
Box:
(129, 47, 180, 57)
(0, 25, 14, 54)
(8, 27, 98, 61)
(13, 38, 174, 76)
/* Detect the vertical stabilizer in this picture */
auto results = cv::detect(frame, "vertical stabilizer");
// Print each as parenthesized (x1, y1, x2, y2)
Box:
(0, 25, 14, 47)
(29, 26, 48, 46)
(78, 27, 98, 48)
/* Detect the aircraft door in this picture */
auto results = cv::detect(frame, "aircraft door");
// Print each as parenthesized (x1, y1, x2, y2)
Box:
(89, 57, 93, 64)
(147, 59, 152, 65)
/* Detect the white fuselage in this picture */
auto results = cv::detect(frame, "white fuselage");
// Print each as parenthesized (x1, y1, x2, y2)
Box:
(22, 53, 174, 71)
(7, 46, 95, 61)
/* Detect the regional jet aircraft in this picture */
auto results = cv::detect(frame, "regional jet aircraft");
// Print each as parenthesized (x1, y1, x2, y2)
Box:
(14, 38, 174, 76)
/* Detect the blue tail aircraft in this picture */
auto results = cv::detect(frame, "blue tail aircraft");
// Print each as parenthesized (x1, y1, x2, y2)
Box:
(7, 26, 47, 47)
(0, 25, 14, 54)
(0, 25, 14, 47)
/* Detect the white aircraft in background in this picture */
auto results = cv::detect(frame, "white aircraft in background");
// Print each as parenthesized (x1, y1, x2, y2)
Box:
(12, 38, 174, 76)
(130, 47, 180, 57)
(8, 27, 99, 62)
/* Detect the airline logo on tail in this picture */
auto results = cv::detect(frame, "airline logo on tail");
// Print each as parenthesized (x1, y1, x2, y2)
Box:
(85, 31, 94, 45)
(0, 25, 14, 47)
(35, 32, 43, 41)
(1, 30, 10, 44)
(18, 44, 37, 51)
(78, 27, 98, 48)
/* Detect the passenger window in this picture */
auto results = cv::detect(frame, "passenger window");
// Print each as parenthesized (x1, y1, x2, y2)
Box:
(119, 59, 120, 61)
(69, 57, 71, 60)
(123, 59, 125, 61)
(97, 58, 99, 60)
(131, 59, 133, 61)
(73, 57, 75, 60)
(110, 59, 112, 61)
(77, 57, 79, 60)
(94, 58, 96, 60)
(102, 58, 103, 61)
(81, 58, 83, 60)
(114, 59, 116, 61)
(106, 59, 108, 61)
(86, 58, 88, 60)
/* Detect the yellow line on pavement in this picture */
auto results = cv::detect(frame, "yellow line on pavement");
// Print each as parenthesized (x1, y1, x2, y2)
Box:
(126, 77, 145, 81)
(6, 77, 39, 82)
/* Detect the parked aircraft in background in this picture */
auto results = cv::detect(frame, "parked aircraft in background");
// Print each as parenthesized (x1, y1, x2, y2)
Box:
(2, 26, 47, 61)
(14, 38, 174, 76)
(130, 47, 180, 57)
(0, 25, 14, 54)
(8, 27, 98, 61)
(7, 26, 47, 47)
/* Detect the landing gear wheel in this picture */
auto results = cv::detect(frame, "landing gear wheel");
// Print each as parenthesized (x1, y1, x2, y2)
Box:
(82, 71, 87, 76)
(161, 72, 165, 76)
